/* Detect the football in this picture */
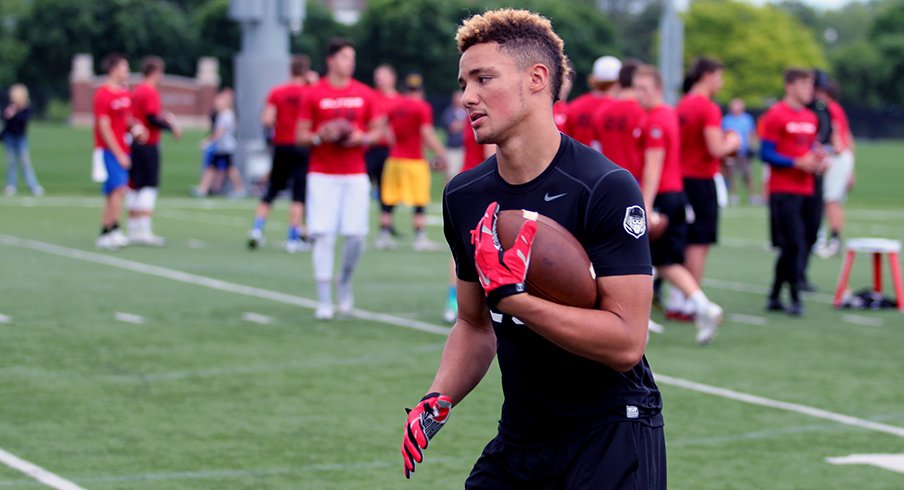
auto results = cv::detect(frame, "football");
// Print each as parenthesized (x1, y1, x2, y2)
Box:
(648, 211, 669, 242)
(495, 209, 598, 309)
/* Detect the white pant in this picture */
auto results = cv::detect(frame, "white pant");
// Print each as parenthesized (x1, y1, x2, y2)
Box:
(823, 150, 854, 203)
(306, 172, 371, 236)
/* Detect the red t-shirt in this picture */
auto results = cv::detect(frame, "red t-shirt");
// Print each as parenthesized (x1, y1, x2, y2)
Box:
(94, 85, 132, 154)
(827, 100, 852, 151)
(462, 118, 487, 172)
(266, 82, 307, 146)
(553, 100, 569, 133)
(300, 79, 380, 175)
(677, 93, 723, 178)
(372, 90, 400, 147)
(131, 83, 162, 145)
(759, 101, 818, 196)
(388, 96, 433, 160)
(564, 93, 611, 147)
(637, 104, 683, 194)
(594, 98, 644, 175)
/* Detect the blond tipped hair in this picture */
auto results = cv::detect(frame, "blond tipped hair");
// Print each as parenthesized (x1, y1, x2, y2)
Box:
(456, 9, 572, 102)
(9, 84, 29, 108)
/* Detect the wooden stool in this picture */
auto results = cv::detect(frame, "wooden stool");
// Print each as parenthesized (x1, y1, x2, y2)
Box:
(832, 238, 904, 312)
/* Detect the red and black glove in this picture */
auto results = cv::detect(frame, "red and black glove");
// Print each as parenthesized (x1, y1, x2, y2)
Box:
(471, 202, 537, 307)
(401, 392, 453, 479)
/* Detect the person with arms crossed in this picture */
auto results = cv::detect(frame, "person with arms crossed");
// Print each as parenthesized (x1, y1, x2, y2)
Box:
(563, 55, 621, 148)
(297, 38, 385, 320)
(633, 65, 723, 344)
(94, 53, 147, 250)
(402, 10, 665, 488)
(128, 56, 181, 246)
(249, 55, 314, 253)
(759, 68, 826, 316)
(672, 57, 741, 318)
(376, 73, 448, 251)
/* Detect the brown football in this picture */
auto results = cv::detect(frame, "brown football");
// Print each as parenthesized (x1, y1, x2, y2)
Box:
(495, 209, 598, 309)
(648, 211, 669, 242)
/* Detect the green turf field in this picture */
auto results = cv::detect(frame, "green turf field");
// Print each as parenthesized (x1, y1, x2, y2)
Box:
(0, 123, 902, 489)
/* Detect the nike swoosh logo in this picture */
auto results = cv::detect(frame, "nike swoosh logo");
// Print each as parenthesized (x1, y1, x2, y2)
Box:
(544, 192, 567, 202)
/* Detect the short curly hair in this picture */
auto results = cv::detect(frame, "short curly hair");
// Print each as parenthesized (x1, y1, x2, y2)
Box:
(456, 9, 571, 103)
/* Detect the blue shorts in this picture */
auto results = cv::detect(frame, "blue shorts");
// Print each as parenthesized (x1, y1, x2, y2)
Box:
(102, 150, 129, 195)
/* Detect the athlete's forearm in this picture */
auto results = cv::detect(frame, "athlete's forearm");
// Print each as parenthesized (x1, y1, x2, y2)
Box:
(428, 318, 496, 405)
(759, 140, 794, 168)
(641, 149, 664, 212)
(422, 126, 446, 159)
(146, 114, 172, 131)
(98, 116, 126, 160)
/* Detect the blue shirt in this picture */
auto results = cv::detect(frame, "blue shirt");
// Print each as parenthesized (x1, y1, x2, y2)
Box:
(722, 112, 755, 154)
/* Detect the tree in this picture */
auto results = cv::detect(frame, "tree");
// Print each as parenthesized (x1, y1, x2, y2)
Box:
(683, 0, 827, 106)
(0, 0, 28, 89)
(869, 0, 904, 106)
(292, 0, 354, 75)
(191, 0, 239, 88)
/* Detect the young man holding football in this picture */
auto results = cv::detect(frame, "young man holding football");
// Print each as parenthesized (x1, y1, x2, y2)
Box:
(401, 9, 664, 488)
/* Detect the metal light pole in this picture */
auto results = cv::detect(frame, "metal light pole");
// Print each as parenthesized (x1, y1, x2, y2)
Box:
(658, 0, 684, 105)
(229, 0, 305, 185)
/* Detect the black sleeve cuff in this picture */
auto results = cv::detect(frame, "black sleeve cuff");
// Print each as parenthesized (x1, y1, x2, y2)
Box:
(485, 283, 526, 308)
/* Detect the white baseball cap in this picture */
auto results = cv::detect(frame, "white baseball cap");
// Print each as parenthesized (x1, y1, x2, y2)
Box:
(592, 56, 622, 83)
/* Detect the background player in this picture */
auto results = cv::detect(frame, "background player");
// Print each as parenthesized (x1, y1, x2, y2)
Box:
(552, 60, 573, 133)
(634, 65, 723, 344)
(297, 38, 385, 320)
(563, 55, 621, 148)
(94, 53, 147, 250)
(366, 64, 400, 204)
(402, 9, 664, 487)
(593, 59, 642, 171)
(673, 57, 741, 318)
(721, 98, 758, 206)
(375, 73, 448, 251)
(248, 55, 314, 253)
(815, 78, 855, 258)
(128, 56, 181, 247)
(759, 68, 826, 316)
(2, 84, 42, 197)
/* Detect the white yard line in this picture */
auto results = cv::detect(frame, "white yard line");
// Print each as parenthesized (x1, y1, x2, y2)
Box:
(841, 314, 884, 327)
(825, 454, 904, 474)
(3, 232, 904, 490)
(0, 449, 86, 490)
(241, 312, 273, 325)
(728, 313, 768, 326)
(0, 314, 11, 324)
(113, 312, 145, 325)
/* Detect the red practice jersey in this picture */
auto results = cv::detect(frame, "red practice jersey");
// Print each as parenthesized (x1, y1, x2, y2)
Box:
(131, 83, 162, 145)
(388, 96, 433, 160)
(94, 85, 132, 154)
(564, 93, 611, 147)
(677, 93, 723, 178)
(827, 100, 852, 151)
(372, 90, 400, 147)
(594, 98, 645, 175)
(553, 100, 569, 133)
(462, 118, 487, 172)
(300, 79, 380, 175)
(637, 104, 683, 194)
(266, 82, 307, 146)
(759, 101, 818, 196)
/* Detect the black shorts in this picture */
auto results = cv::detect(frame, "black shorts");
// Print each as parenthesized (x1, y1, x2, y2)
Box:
(465, 422, 666, 490)
(211, 153, 232, 170)
(651, 191, 688, 267)
(129, 143, 160, 189)
(683, 177, 719, 245)
(262, 145, 308, 204)
(365, 146, 389, 187)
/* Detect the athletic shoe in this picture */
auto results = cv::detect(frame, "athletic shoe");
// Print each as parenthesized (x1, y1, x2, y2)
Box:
(129, 231, 166, 247)
(648, 319, 665, 334)
(190, 187, 207, 198)
(695, 301, 723, 346)
(815, 237, 841, 259)
(374, 230, 397, 250)
(443, 307, 456, 323)
(248, 229, 265, 250)
(765, 297, 785, 312)
(110, 229, 130, 248)
(798, 280, 818, 293)
(314, 303, 335, 321)
(95, 233, 119, 250)
(665, 310, 695, 323)
(786, 301, 804, 317)
(4, 186, 15, 197)
(284, 239, 311, 254)
(337, 281, 354, 314)
(413, 235, 442, 252)
(31, 186, 44, 197)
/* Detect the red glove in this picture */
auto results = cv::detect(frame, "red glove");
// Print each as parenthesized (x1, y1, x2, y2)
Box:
(401, 392, 453, 478)
(471, 202, 537, 307)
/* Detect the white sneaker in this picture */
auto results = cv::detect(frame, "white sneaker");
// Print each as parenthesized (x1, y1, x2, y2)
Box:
(443, 307, 456, 323)
(315, 303, 335, 321)
(413, 234, 442, 252)
(31, 186, 44, 197)
(337, 282, 354, 314)
(248, 228, 265, 250)
(285, 239, 312, 254)
(374, 230, 397, 250)
(129, 230, 166, 247)
(695, 301, 723, 345)
(815, 237, 841, 259)
(95, 233, 121, 250)
(648, 319, 665, 334)
(110, 229, 130, 248)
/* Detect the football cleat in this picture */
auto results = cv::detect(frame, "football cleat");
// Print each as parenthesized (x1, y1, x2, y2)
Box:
(315, 303, 335, 321)
(337, 282, 354, 314)
(695, 301, 723, 346)
(248, 228, 265, 250)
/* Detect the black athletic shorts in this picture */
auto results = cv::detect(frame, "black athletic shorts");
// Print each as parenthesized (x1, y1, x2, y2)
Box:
(465, 422, 666, 490)
(262, 145, 308, 204)
(683, 177, 719, 245)
(651, 191, 688, 267)
(129, 143, 160, 189)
